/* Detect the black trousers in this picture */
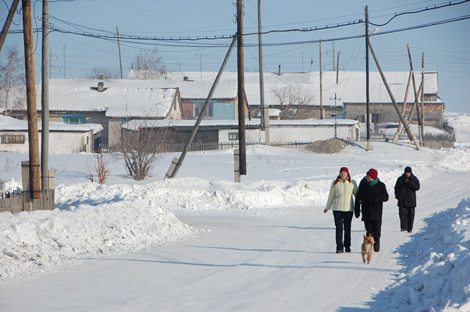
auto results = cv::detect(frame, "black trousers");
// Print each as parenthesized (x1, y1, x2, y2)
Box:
(363, 218, 382, 241)
(333, 211, 353, 250)
(399, 206, 415, 232)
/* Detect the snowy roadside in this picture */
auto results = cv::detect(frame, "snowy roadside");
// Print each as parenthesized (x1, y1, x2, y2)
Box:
(365, 197, 470, 311)
(0, 200, 194, 282)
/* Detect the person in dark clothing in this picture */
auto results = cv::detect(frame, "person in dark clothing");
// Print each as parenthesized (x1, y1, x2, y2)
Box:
(354, 168, 389, 252)
(394, 166, 420, 233)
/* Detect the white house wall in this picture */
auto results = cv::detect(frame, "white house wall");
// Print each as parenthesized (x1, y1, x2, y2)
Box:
(218, 125, 358, 145)
(0, 132, 93, 154)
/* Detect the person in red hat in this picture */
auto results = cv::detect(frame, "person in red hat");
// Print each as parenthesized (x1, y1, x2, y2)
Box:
(354, 168, 389, 252)
(324, 167, 358, 253)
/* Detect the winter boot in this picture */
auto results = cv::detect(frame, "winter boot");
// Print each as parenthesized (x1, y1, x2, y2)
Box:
(374, 237, 380, 252)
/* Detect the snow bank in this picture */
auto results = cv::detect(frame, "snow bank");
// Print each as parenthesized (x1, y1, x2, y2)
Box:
(369, 197, 470, 311)
(0, 198, 193, 281)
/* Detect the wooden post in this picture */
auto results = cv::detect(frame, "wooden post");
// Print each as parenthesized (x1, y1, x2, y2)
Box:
(0, 0, 20, 52)
(165, 37, 236, 179)
(319, 40, 324, 119)
(234, 149, 240, 183)
(237, 0, 246, 175)
(365, 6, 371, 150)
(22, 0, 41, 199)
(393, 71, 412, 142)
(41, 0, 50, 192)
(407, 45, 423, 145)
(368, 41, 420, 150)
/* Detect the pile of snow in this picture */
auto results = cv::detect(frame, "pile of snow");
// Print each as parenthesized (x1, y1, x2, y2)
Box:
(369, 198, 470, 311)
(0, 197, 193, 280)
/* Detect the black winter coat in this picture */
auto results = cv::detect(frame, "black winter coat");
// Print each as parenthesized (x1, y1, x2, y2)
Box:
(394, 173, 420, 208)
(355, 178, 389, 221)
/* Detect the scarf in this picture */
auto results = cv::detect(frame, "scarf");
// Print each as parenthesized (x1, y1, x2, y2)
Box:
(367, 178, 379, 187)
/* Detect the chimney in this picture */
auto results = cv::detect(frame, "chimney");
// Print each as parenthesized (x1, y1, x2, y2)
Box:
(97, 81, 105, 92)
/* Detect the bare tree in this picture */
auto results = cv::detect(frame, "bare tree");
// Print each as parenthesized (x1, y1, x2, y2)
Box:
(132, 48, 168, 80)
(116, 120, 168, 181)
(271, 85, 313, 106)
(0, 48, 26, 115)
(87, 67, 119, 79)
(87, 148, 111, 184)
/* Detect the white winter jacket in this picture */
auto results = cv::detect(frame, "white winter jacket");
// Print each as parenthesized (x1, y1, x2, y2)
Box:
(325, 179, 357, 212)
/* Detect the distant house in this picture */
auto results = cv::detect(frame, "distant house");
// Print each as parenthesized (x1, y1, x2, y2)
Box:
(129, 70, 445, 127)
(122, 118, 360, 152)
(0, 115, 102, 153)
(9, 79, 182, 148)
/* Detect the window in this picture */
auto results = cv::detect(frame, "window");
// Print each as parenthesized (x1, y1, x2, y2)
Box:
(228, 132, 238, 141)
(1, 134, 25, 144)
(62, 114, 87, 124)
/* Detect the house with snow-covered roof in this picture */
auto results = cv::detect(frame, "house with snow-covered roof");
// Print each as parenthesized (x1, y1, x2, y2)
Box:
(129, 70, 444, 127)
(0, 115, 103, 153)
(8, 79, 182, 148)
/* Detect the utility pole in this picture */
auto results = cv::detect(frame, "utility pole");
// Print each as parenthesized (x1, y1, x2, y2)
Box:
(22, 0, 41, 199)
(165, 37, 237, 179)
(41, 0, 50, 192)
(116, 26, 123, 79)
(332, 41, 335, 71)
(319, 40, 324, 119)
(421, 52, 425, 144)
(63, 45, 65, 78)
(336, 51, 340, 84)
(365, 6, 371, 150)
(0, 0, 20, 52)
(237, 0, 246, 175)
(195, 54, 203, 80)
(330, 93, 341, 138)
(258, 0, 269, 145)
(407, 45, 423, 146)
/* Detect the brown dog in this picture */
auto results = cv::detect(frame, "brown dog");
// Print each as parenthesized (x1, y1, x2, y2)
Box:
(361, 233, 375, 264)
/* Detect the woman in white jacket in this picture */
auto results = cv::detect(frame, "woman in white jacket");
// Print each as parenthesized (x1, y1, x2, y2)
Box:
(323, 167, 357, 253)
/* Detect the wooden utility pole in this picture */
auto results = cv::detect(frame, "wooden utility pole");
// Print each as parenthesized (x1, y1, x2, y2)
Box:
(258, 0, 270, 145)
(406, 45, 423, 145)
(393, 71, 412, 142)
(116, 26, 123, 79)
(319, 40, 324, 119)
(0, 0, 20, 52)
(336, 51, 340, 84)
(421, 52, 425, 143)
(237, 0, 246, 175)
(22, 0, 41, 199)
(365, 6, 371, 150)
(368, 41, 420, 150)
(41, 0, 50, 192)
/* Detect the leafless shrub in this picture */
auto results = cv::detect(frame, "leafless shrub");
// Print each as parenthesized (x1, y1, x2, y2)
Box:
(131, 49, 168, 80)
(116, 121, 168, 181)
(87, 148, 111, 184)
(271, 85, 314, 106)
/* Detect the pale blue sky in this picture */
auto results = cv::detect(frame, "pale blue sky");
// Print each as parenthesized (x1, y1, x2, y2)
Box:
(2, 0, 470, 112)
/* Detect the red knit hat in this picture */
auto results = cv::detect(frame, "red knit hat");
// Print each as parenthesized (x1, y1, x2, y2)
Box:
(367, 168, 378, 179)
(339, 167, 349, 175)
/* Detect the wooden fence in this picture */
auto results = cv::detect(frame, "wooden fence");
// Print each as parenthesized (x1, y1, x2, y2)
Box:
(0, 190, 55, 213)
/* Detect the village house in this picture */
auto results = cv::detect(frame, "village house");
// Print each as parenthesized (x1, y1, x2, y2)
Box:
(8, 79, 182, 149)
(0, 115, 102, 154)
(122, 118, 360, 152)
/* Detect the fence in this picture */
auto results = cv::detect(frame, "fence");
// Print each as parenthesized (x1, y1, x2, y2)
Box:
(0, 190, 55, 213)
